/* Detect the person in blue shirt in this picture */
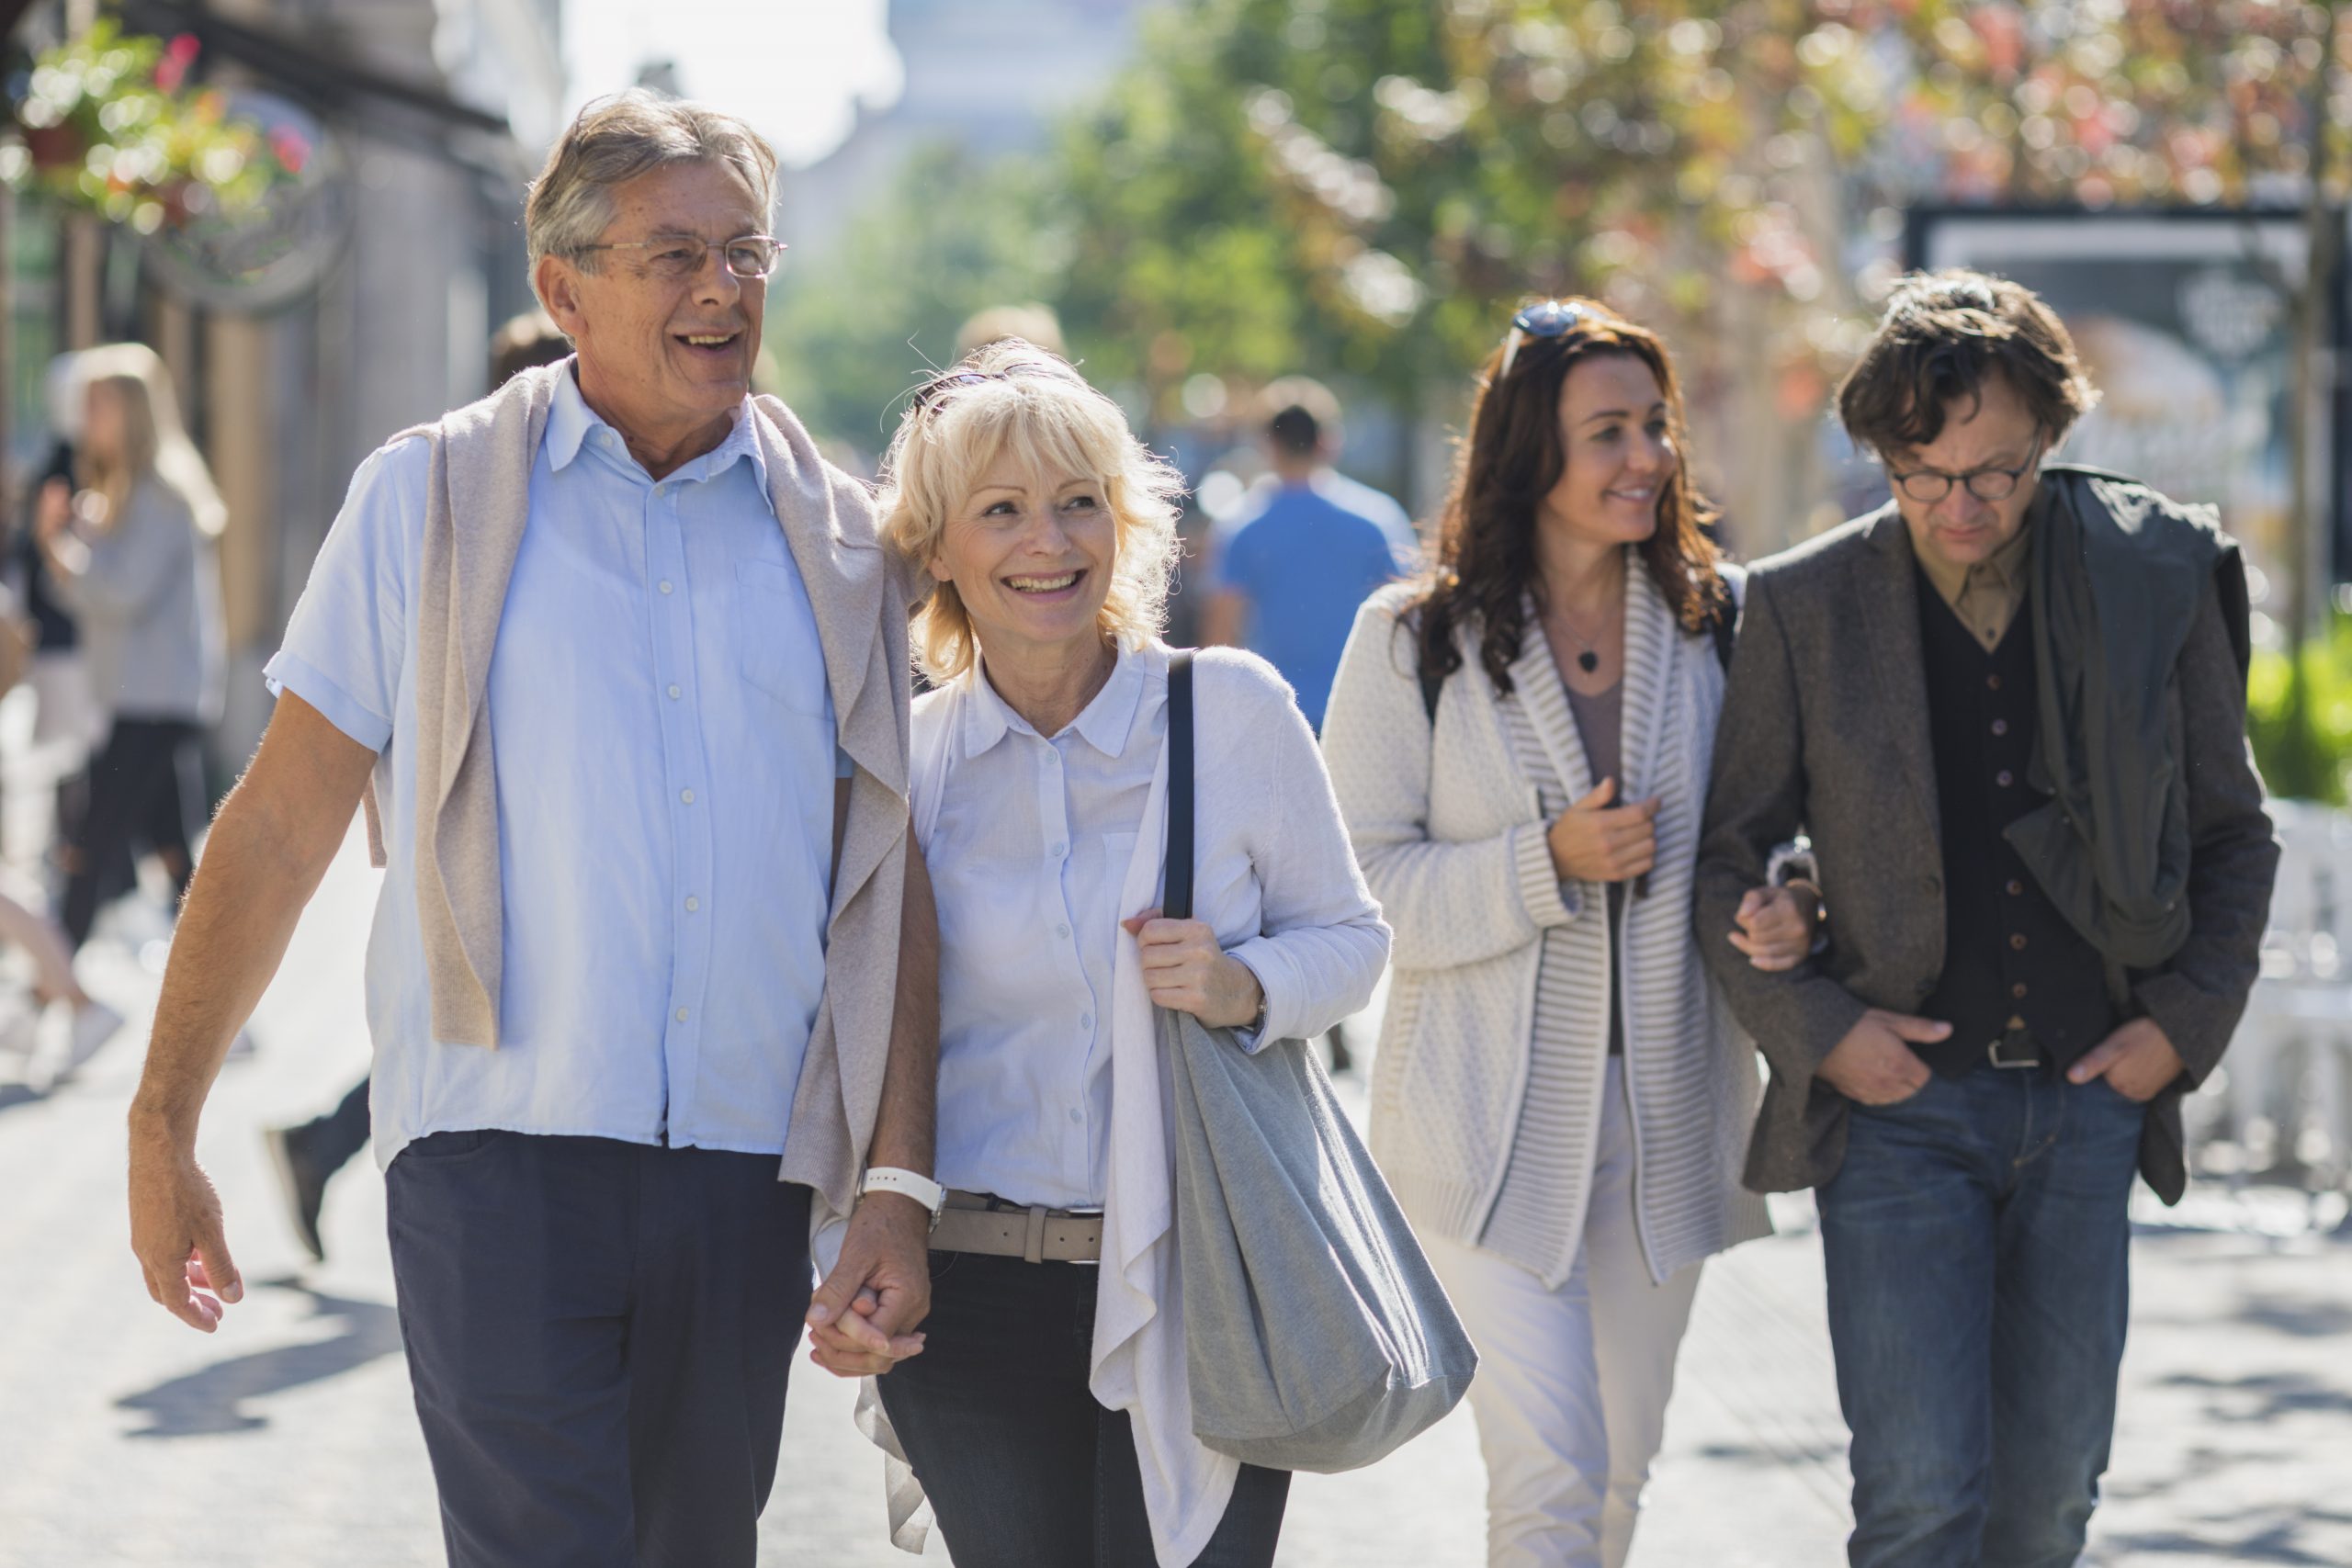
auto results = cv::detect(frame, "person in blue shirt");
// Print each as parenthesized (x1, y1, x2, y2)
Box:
(1204, 379, 1408, 1074)
(1202, 378, 1411, 734)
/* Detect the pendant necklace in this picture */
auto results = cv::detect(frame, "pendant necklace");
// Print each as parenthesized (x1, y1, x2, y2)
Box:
(1548, 597, 1617, 677)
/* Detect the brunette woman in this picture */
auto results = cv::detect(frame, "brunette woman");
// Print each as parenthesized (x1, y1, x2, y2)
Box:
(1322, 299, 1813, 1568)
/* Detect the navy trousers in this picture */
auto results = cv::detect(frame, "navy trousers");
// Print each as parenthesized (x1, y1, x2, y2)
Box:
(1817, 1066, 2146, 1568)
(385, 1131, 813, 1568)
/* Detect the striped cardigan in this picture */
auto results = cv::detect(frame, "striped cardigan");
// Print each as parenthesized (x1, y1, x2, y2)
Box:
(1322, 563, 1770, 1284)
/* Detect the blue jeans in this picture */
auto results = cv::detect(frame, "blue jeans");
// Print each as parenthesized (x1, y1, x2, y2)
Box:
(876, 1251, 1292, 1567)
(1817, 1067, 2146, 1568)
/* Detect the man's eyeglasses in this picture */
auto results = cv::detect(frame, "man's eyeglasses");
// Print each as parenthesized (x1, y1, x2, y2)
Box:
(1499, 299, 1591, 378)
(1884, 440, 2045, 504)
(567, 234, 786, 282)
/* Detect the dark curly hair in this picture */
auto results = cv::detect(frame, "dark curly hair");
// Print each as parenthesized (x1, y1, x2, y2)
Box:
(1410, 299, 1727, 696)
(1837, 269, 2099, 457)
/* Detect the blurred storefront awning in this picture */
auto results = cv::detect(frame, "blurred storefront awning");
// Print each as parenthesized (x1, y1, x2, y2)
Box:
(112, 0, 514, 160)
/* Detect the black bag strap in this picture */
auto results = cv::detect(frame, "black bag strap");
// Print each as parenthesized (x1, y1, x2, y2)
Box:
(1163, 651, 1196, 922)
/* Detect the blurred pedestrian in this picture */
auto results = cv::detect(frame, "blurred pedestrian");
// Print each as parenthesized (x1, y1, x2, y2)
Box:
(956, 301, 1066, 360)
(34, 343, 226, 962)
(126, 92, 938, 1568)
(1201, 377, 1412, 732)
(1203, 377, 1412, 1073)
(1696, 270, 2278, 1567)
(855, 340, 1391, 1567)
(262, 305, 574, 1264)
(0, 886, 122, 1077)
(1321, 299, 1815, 1568)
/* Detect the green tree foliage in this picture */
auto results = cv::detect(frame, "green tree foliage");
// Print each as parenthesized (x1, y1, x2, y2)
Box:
(763, 144, 1066, 454)
(775, 0, 2352, 494)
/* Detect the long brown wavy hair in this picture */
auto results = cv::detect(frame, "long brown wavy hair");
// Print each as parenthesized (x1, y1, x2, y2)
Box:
(1411, 299, 1726, 695)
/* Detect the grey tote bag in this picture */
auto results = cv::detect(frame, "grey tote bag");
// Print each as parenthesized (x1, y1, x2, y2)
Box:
(1159, 652, 1476, 1473)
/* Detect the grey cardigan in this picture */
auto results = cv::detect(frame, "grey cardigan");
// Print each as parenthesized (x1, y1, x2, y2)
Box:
(56, 478, 224, 724)
(1695, 504, 2278, 1203)
(1323, 569, 1770, 1285)
(374, 363, 918, 1217)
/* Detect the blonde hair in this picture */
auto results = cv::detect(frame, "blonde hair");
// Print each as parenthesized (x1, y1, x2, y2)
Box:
(879, 341, 1184, 683)
(75, 342, 227, 538)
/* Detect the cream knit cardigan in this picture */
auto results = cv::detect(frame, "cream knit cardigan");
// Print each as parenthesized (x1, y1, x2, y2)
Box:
(1322, 566, 1769, 1284)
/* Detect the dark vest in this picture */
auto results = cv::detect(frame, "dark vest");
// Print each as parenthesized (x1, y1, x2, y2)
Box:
(1915, 570, 2117, 1075)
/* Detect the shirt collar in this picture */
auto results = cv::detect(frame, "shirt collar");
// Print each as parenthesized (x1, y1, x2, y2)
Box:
(1914, 506, 2035, 602)
(959, 641, 1148, 761)
(544, 365, 765, 491)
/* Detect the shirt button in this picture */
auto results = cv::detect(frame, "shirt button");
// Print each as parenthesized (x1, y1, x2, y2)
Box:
(1996, 770, 2014, 787)
(1052, 842, 1068, 858)
(675, 1007, 690, 1022)
(1987, 674, 2002, 691)
(1057, 922, 1071, 939)
(2007, 879, 2024, 896)
(685, 897, 700, 912)
(668, 684, 682, 700)
(2009, 933, 2028, 952)
(1068, 1108, 1082, 1123)
(2012, 982, 2029, 999)
(1991, 719, 2008, 737)
(659, 580, 674, 595)
(1080, 1013, 1093, 1031)
(681, 788, 695, 805)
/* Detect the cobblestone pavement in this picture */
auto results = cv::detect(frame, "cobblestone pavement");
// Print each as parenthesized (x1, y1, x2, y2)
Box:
(4, 826, 2347, 1565)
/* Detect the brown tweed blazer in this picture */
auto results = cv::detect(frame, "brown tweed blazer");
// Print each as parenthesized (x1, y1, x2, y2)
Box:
(1694, 502, 2278, 1203)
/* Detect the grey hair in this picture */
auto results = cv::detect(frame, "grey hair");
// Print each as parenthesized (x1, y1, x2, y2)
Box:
(525, 91, 778, 302)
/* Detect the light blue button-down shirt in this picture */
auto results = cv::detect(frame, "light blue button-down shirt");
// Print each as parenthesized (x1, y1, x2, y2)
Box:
(267, 369, 838, 1166)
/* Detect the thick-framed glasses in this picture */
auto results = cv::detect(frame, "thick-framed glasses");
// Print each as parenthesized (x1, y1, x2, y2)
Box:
(1884, 439, 2045, 504)
(1499, 299, 1590, 378)
(567, 234, 786, 282)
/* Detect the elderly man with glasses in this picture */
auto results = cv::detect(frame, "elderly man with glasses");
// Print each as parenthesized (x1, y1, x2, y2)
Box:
(1696, 270, 2276, 1568)
(125, 93, 939, 1567)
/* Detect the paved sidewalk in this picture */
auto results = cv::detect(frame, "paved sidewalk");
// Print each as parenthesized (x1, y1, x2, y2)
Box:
(4, 824, 2347, 1564)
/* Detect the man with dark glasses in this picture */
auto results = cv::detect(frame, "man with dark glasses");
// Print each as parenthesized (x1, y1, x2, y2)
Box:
(1698, 270, 2276, 1567)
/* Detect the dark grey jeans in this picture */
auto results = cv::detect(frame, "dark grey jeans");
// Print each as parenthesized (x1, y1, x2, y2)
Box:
(386, 1131, 812, 1568)
(876, 1250, 1292, 1567)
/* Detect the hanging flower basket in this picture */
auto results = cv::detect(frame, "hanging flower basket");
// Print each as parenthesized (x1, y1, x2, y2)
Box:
(1, 21, 296, 234)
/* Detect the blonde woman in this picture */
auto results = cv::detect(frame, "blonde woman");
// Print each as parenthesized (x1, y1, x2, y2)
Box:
(33, 342, 226, 953)
(841, 341, 1390, 1567)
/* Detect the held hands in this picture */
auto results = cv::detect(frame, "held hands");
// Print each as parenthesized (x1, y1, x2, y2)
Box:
(1547, 777, 1660, 884)
(127, 1129, 244, 1332)
(1728, 881, 1821, 973)
(1817, 1009, 1950, 1106)
(2066, 1017, 2184, 1103)
(1123, 908, 1264, 1029)
(806, 1191, 933, 1378)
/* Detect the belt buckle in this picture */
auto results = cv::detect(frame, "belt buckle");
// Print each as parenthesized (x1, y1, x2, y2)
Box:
(1986, 1039, 2041, 1071)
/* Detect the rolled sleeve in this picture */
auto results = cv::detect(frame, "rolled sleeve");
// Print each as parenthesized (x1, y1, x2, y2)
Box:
(1511, 820, 1579, 930)
(268, 436, 422, 754)
(265, 649, 392, 752)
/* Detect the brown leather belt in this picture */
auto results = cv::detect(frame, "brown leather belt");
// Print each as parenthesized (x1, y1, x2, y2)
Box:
(930, 1190, 1104, 1264)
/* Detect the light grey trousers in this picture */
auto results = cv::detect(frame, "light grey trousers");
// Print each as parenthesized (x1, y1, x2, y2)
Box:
(1426, 1058, 1703, 1568)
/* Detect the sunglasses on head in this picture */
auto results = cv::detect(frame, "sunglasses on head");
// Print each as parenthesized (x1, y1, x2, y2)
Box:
(1499, 299, 1592, 378)
(907, 358, 1062, 419)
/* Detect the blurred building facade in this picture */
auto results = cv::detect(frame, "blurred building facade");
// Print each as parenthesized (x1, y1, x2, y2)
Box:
(779, 0, 1146, 254)
(4, 0, 561, 770)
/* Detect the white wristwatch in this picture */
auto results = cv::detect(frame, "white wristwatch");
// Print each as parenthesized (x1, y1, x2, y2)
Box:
(860, 1166, 946, 1229)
